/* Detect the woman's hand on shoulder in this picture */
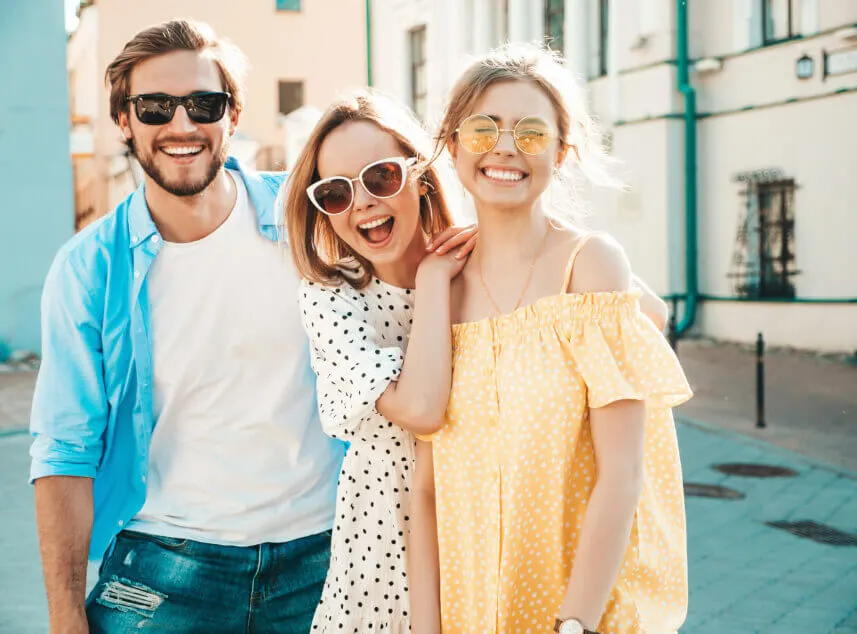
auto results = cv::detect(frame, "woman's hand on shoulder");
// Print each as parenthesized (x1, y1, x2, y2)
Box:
(568, 234, 633, 294)
(426, 224, 477, 258)
(417, 249, 468, 282)
(418, 224, 477, 282)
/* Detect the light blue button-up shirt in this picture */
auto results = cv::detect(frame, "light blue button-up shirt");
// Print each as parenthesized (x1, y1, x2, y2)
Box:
(29, 158, 342, 560)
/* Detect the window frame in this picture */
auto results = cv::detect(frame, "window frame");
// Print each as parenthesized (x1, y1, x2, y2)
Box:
(544, 0, 565, 54)
(761, 0, 796, 46)
(598, 0, 609, 77)
(409, 25, 428, 121)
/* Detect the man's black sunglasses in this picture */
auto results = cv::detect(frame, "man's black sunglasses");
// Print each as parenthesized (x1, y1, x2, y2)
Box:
(126, 91, 231, 125)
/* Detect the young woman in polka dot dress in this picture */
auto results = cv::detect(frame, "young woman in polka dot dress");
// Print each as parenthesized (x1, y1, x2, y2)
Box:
(410, 45, 694, 634)
(283, 91, 475, 633)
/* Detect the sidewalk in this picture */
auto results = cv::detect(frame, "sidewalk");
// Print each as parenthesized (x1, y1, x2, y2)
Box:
(677, 338, 857, 474)
(677, 422, 857, 633)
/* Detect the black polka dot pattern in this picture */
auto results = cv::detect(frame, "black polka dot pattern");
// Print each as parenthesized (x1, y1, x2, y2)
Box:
(299, 278, 416, 632)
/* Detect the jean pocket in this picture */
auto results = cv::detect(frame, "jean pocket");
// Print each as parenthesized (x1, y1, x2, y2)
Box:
(121, 530, 190, 552)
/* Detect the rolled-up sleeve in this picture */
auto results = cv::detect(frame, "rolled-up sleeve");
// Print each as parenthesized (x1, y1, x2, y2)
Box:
(29, 254, 108, 482)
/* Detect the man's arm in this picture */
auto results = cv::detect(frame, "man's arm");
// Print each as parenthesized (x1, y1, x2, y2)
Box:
(631, 273, 669, 331)
(34, 477, 93, 634)
(30, 254, 109, 633)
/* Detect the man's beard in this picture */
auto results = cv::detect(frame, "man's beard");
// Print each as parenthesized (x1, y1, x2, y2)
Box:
(134, 139, 229, 197)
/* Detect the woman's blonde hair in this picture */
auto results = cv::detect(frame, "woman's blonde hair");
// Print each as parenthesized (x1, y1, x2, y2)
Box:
(434, 42, 621, 226)
(285, 90, 455, 289)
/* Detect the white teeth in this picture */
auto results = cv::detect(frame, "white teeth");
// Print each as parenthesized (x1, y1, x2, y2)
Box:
(358, 216, 392, 230)
(162, 146, 203, 156)
(483, 168, 525, 182)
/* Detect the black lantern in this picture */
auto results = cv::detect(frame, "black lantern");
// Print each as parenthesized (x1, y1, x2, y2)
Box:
(796, 54, 814, 80)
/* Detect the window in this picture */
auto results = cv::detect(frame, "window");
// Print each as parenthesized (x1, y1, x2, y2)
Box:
(276, 0, 300, 10)
(544, 0, 564, 53)
(278, 81, 304, 116)
(409, 26, 427, 121)
(730, 178, 798, 299)
(762, 0, 794, 44)
(598, 0, 609, 76)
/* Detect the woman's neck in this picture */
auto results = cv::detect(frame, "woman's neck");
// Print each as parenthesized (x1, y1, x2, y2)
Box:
(474, 200, 550, 267)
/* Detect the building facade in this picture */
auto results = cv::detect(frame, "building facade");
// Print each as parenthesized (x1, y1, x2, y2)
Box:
(369, 0, 857, 352)
(68, 0, 368, 227)
(0, 1, 74, 358)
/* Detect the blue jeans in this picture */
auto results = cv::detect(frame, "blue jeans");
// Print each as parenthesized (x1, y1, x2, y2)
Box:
(85, 529, 331, 633)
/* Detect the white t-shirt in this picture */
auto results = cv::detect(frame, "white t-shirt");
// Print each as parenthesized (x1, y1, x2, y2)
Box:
(127, 170, 343, 546)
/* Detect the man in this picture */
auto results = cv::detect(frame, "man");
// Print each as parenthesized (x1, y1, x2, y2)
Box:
(30, 20, 343, 633)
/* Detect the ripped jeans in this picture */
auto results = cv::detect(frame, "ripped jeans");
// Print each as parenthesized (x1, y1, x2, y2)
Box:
(85, 529, 331, 633)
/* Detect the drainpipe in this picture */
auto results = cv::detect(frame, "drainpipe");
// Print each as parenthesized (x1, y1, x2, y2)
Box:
(365, 0, 373, 86)
(675, 0, 698, 335)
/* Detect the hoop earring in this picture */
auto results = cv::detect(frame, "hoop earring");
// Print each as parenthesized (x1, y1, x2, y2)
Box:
(422, 193, 434, 233)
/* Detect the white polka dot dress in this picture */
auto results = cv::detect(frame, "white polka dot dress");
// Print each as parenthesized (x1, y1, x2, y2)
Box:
(420, 290, 693, 634)
(300, 277, 415, 634)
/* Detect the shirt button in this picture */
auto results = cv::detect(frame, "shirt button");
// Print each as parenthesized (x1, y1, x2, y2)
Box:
(118, 520, 124, 527)
(134, 270, 140, 279)
(141, 476, 147, 483)
(152, 236, 160, 244)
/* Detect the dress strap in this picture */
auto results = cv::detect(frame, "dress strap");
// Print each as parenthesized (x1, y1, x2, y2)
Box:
(560, 233, 600, 293)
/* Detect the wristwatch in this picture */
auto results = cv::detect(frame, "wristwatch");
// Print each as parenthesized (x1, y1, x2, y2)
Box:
(554, 617, 599, 634)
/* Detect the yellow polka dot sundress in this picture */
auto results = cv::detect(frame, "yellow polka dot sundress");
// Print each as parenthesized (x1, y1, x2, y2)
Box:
(421, 237, 693, 634)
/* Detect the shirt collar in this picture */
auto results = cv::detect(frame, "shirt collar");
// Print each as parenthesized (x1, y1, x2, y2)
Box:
(127, 156, 278, 249)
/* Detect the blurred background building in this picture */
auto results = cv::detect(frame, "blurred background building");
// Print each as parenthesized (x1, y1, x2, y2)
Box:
(0, 1, 74, 358)
(67, 0, 368, 229)
(369, 0, 857, 352)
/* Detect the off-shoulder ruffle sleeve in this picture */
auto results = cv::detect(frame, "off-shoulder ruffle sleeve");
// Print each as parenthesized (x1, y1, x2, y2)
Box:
(563, 291, 693, 410)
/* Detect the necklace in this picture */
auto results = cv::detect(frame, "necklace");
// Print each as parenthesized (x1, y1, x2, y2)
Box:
(476, 226, 551, 316)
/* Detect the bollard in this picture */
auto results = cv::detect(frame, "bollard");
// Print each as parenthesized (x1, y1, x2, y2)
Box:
(756, 332, 766, 429)
(668, 297, 679, 352)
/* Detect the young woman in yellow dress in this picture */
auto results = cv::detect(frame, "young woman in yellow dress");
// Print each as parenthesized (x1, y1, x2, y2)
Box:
(410, 44, 693, 634)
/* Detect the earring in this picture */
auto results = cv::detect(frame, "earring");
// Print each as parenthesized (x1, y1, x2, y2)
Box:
(422, 193, 434, 231)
